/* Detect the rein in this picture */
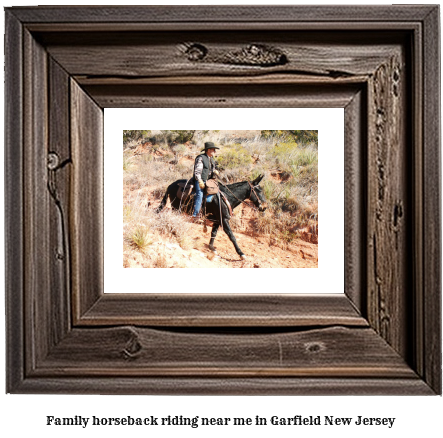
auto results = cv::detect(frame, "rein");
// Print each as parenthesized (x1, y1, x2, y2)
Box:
(248, 181, 264, 210)
(178, 179, 192, 213)
(221, 180, 262, 212)
(202, 179, 262, 233)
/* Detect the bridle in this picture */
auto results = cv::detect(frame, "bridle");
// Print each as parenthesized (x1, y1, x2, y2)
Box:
(203, 180, 265, 232)
(247, 181, 265, 211)
(222, 180, 264, 212)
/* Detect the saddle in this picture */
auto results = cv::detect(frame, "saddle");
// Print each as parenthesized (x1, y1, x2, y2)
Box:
(177, 181, 193, 200)
(219, 191, 232, 218)
(205, 179, 219, 195)
(203, 184, 233, 232)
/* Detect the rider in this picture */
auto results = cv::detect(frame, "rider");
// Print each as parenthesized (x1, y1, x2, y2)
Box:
(192, 141, 220, 219)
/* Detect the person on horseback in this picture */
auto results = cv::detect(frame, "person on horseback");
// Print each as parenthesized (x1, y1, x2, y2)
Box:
(192, 141, 220, 219)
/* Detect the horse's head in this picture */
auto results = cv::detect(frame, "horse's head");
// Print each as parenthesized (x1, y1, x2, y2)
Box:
(249, 174, 267, 212)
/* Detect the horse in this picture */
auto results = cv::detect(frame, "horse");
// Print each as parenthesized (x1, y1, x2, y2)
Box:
(156, 174, 267, 259)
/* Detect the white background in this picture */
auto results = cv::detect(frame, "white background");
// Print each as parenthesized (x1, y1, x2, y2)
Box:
(106, 108, 344, 293)
(1, 1, 442, 438)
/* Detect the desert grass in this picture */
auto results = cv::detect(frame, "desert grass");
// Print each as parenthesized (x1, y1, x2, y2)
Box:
(216, 144, 253, 169)
(228, 212, 243, 232)
(153, 251, 168, 268)
(124, 154, 193, 197)
(234, 136, 318, 247)
(125, 200, 192, 246)
(123, 151, 135, 171)
(130, 225, 152, 250)
(123, 158, 193, 266)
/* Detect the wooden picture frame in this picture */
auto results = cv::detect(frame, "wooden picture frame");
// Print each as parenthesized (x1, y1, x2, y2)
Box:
(5, 5, 441, 394)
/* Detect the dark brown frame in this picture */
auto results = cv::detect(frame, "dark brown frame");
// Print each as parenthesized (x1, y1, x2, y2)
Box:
(5, 6, 441, 394)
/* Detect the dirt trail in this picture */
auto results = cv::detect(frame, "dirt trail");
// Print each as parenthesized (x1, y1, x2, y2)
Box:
(124, 202, 318, 269)
(182, 218, 318, 268)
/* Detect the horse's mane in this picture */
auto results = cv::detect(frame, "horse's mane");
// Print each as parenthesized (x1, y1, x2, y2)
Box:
(219, 180, 249, 190)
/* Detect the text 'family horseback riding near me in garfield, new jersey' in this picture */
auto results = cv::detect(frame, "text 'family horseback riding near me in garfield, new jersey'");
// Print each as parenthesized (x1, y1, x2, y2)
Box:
(46, 414, 396, 428)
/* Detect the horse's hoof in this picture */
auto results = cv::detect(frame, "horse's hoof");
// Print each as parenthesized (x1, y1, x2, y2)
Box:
(209, 247, 217, 254)
(240, 254, 247, 260)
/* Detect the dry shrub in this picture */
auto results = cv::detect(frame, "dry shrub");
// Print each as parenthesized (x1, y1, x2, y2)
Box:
(151, 209, 191, 241)
(176, 235, 192, 250)
(170, 144, 187, 164)
(193, 240, 205, 251)
(229, 213, 243, 232)
(123, 152, 135, 171)
(152, 187, 166, 200)
(124, 156, 193, 255)
(221, 167, 250, 183)
(241, 136, 274, 160)
(124, 155, 190, 190)
(153, 252, 168, 268)
(253, 206, 318, 247)
(254, 211, 275, 235)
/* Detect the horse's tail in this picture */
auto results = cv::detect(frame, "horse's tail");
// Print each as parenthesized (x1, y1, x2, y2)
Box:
(155, 189, 169, 213)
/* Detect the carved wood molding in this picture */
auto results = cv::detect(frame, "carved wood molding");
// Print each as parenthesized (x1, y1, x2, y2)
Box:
(5, 6, 440, 394)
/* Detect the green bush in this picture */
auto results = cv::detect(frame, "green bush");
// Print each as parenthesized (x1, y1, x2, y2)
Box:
(272, 143, 318, 182)
(262, 180, 281, 201)
(168, 130, 195, 143)
(291, 130, 318, 144)
(289, 148, 317, 168)
(273, 141, 298, 158)
(261, 130, 292, 141)
(123, 130, 150, 145)
(260, 130, 318, 145)
(217, 146, 252, 169)
(153, 130, 196, 144)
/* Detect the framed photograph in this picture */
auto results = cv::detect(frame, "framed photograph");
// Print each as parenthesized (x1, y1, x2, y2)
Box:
(108, 108, 343, 294)
(119, 123, 322, 270)
(5, 5, 441, 394)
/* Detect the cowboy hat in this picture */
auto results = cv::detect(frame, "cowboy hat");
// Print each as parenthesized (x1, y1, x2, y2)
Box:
(201, 141, 220, 152)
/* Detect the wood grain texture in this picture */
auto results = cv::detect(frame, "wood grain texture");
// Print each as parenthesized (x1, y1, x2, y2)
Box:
(48, 58, 72, 344)
(4, 10, 24, 393)
(4, 5, 441, 394)
(70, 80, 104, 320)
(42, 32, 400, 79)
(79, 294, 367, 327)
(8, 5, 436, 23)
(12, 376, 434, 396)
(82, 83, 361, 109)
(411, 16, 425, 384)
(25, 23, 426, 34)
(344, 90, 366, 313)
(37, 326, 415, 377)
(23, 29, 50, 372)
(422, 6, 442, 394)
(366, 50, 409, 357)
(76, 73, 369, 86)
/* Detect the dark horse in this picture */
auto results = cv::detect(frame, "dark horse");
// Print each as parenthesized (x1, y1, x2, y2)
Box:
(156, 175, 267, 259)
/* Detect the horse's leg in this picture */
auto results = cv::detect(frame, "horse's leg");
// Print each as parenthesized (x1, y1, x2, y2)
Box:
(222, 218, 245, 259)
(155, 190, 169, 213)
(209, 223, 220, 252)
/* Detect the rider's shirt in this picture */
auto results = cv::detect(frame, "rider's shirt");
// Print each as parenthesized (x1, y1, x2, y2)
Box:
(194, 153, 217, 183)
